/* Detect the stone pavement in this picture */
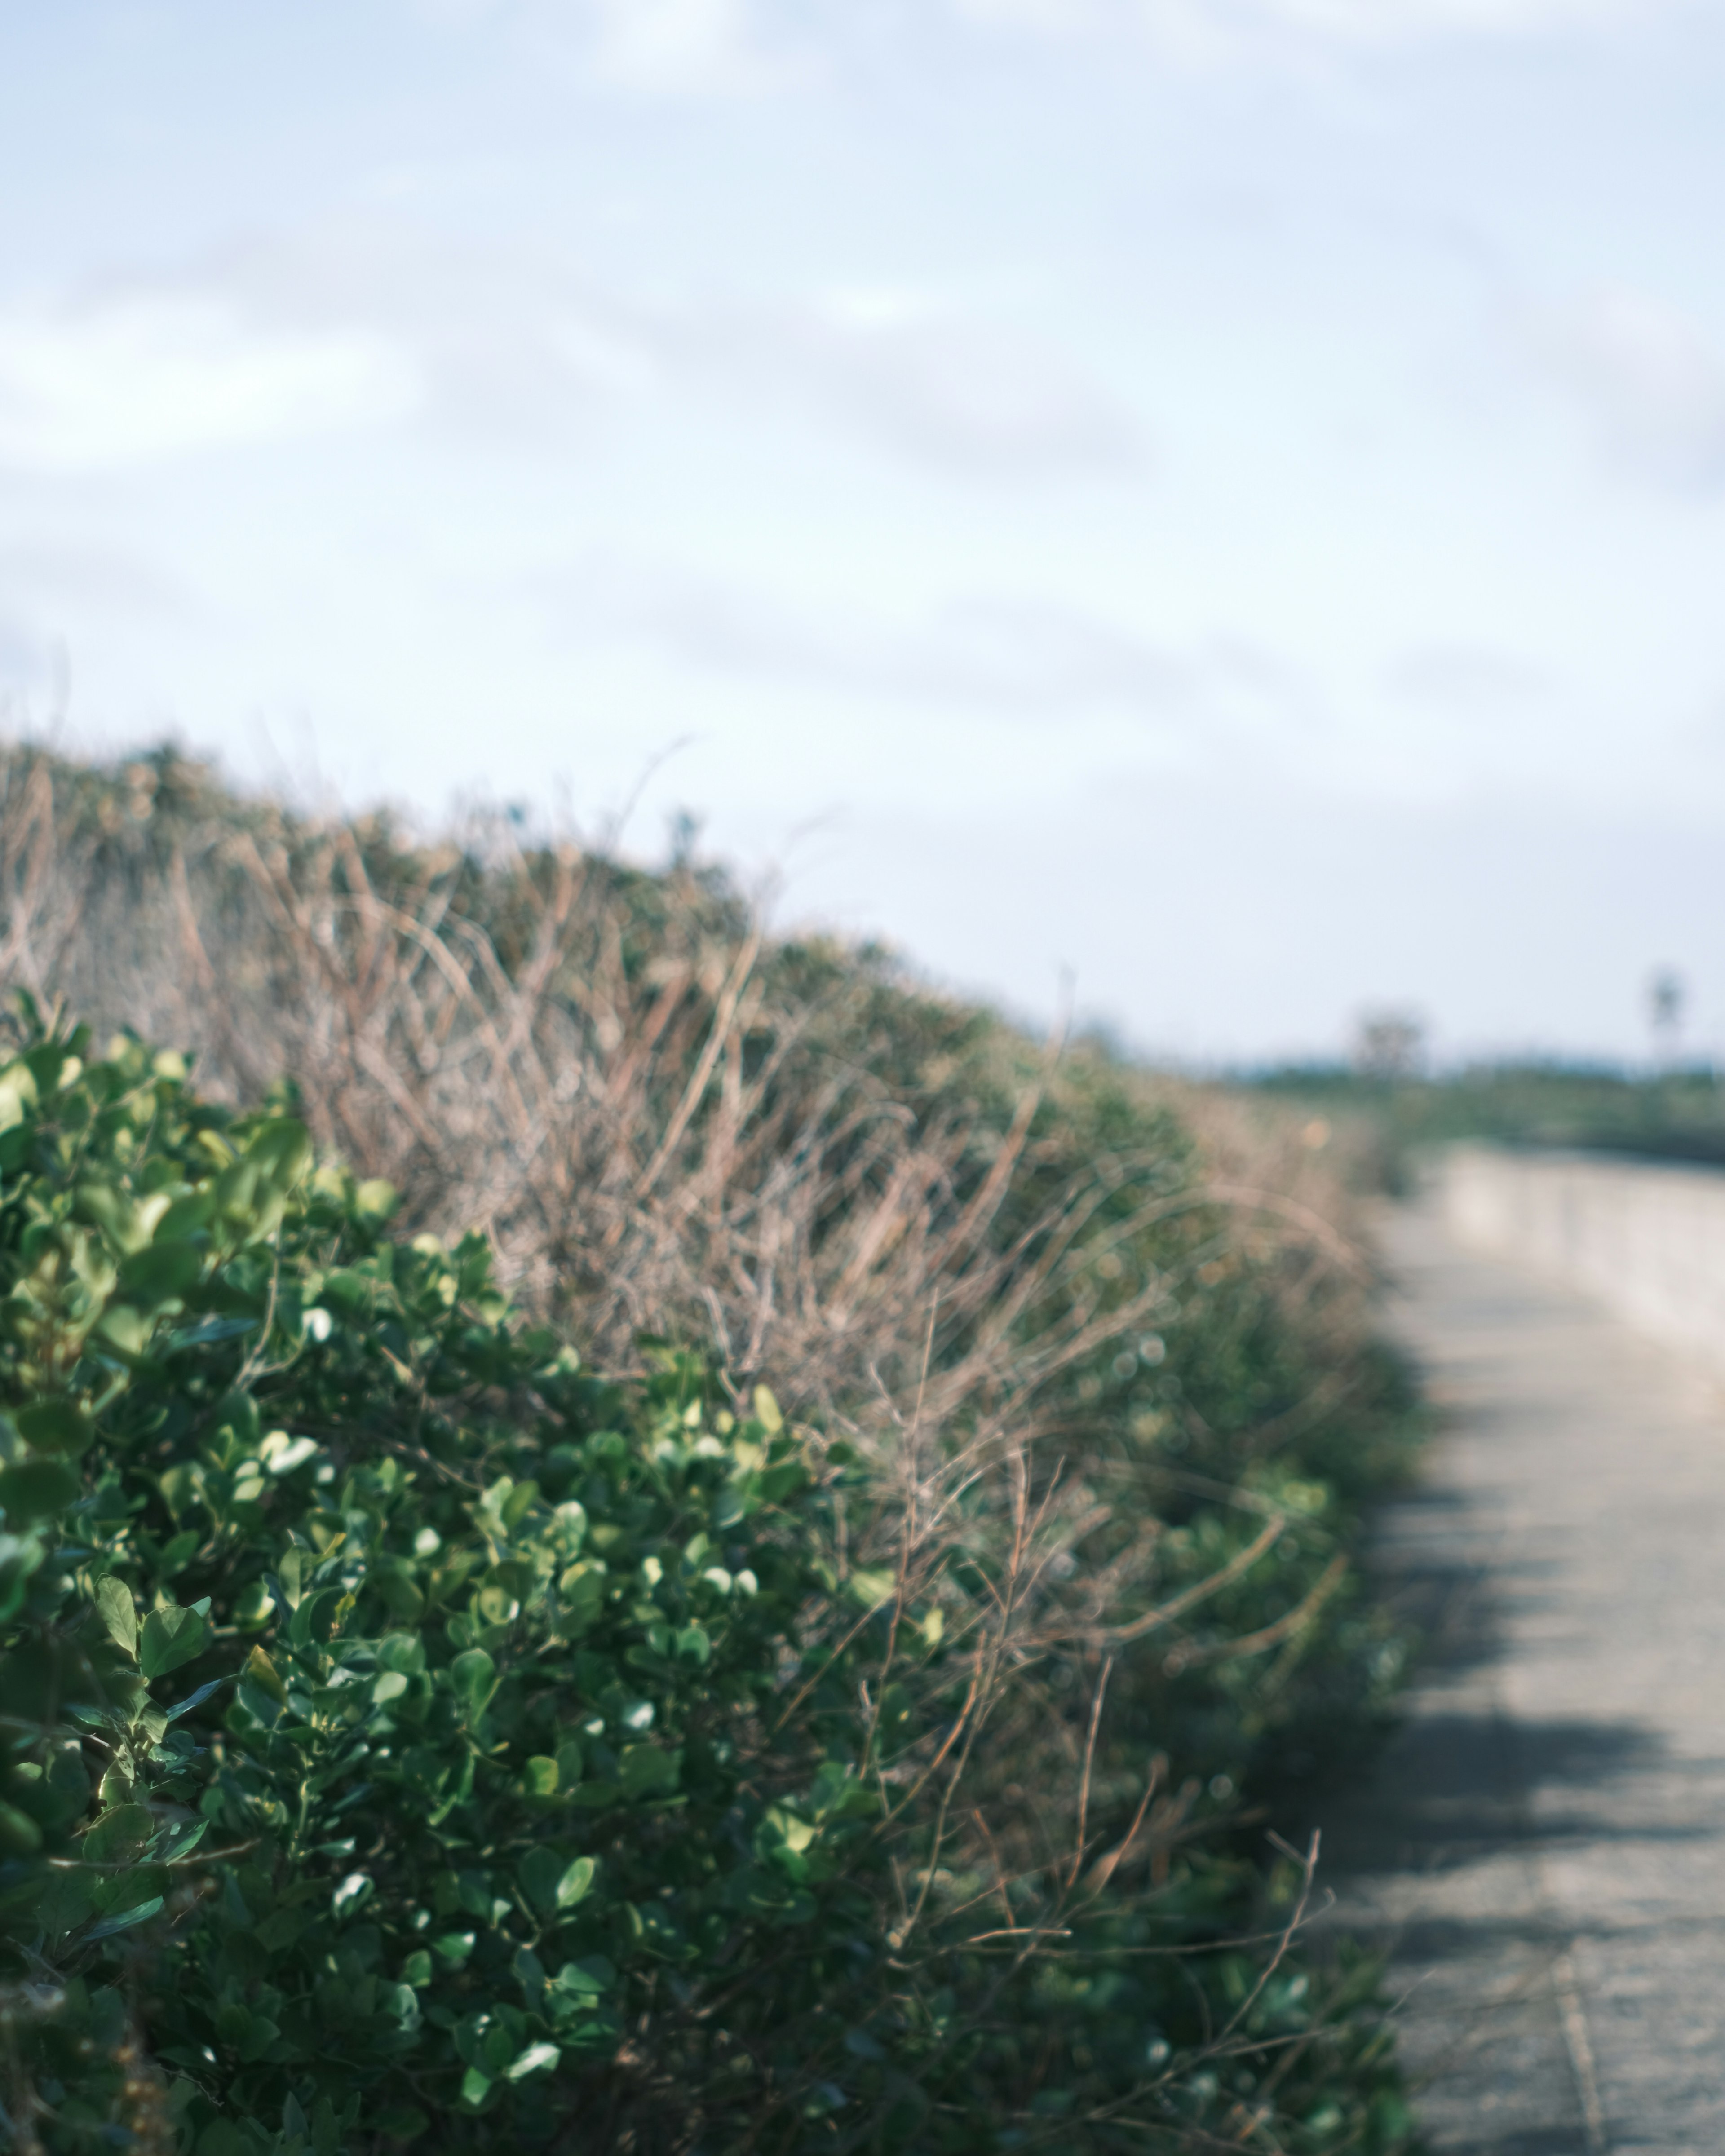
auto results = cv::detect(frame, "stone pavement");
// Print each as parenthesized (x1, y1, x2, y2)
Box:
(1318, 1199, 1725, 2155)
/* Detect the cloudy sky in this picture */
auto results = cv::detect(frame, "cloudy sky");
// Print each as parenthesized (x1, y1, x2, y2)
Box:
(5, 0, 1725, 1062)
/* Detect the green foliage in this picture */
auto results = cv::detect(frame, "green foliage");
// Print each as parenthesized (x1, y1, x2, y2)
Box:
(0, 1025, 899, 2148)
(1252, 1056, 1725, 1196)
(0, 1013, 1415, 2153)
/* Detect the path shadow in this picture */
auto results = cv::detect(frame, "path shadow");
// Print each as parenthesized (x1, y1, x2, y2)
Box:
(1299, 1422, 1676, 2154)
(1312, 1454, 1673, 1889)
(1309, 1207, 1725, 2152)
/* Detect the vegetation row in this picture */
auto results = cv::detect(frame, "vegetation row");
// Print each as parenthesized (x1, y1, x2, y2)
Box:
(0, 748, 1420, 2152)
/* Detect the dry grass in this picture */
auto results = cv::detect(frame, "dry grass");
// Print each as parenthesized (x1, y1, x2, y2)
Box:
(0, 742, 1414, 2147)
(0, 747, 1362, 1361)
(0, 733, 1389, 1676)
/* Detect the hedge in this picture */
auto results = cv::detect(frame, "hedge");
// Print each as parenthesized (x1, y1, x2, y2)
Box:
(0, 1016, 1411, 2153)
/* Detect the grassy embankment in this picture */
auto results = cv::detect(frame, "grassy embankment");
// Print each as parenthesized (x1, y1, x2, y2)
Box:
(0, 745, 1423, 2151)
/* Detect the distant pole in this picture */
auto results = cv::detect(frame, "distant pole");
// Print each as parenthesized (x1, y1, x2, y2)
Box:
(1647, 967, 1685, 1071)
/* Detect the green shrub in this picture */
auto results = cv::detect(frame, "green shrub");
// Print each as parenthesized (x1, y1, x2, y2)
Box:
(0, 1025, 933, 2150)
(0, 1012, 1413, 2152)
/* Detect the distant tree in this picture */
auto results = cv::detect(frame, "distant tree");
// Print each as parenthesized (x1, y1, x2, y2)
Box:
(1352, 1006, 1426, 1081)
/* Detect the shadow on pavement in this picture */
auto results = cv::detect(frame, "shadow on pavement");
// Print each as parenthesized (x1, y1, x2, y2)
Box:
(1299, 1423, 1663, 2154)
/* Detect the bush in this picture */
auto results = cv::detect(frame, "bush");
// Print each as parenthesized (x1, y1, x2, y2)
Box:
(0, 1021, 1412, 2153)
(0, 747, 1421, 2151)
(0, 1026, 910, 2145)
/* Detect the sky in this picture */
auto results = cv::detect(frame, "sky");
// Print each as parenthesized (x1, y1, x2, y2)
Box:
(4, 0, 1725, 1064)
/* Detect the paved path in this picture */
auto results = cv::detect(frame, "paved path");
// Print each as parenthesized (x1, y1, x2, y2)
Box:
(1322, 1201, 1725, 2155)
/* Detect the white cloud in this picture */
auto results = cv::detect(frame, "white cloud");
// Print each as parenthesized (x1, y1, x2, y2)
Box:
(653, 288, 1146, 478)
(400, 0, 1689, 106)
(209, 227, 643, 446)
(37, 227, 1141, 486)
(406, 0, 800, 93)
(0, 293, 420, 473)
(0, 539, 189, 617)
(1385, 643, 1553, 708)
(1517, 284, 1725, 491)
(575, 569, 1190, 711)
(954, 0, 1657, 47)
(581, 0, 777, 90)
(1200, 0, 1633, 35)
(534, 558, 1320, 756)
(786, 298, 1145, 477)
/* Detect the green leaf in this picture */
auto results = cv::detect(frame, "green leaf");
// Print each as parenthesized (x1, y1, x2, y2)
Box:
(0, 1533, 45, 1622)
(256, 1909, 307, 1952)
(0, 1070, 31, 1131)
(234, 1578, 275, 1630)
(96, 1303, 150, 1356)
(519, 1754, 559, 1797)
(155, 1189, 216, 1241)
(288, 1586, 343, 1645)
(157, 1465, 199, 1522)
(569, 1782, 619, 1811)
(551, 1956, 615, 1998)
(449, 1648, 497, 1720)
(0, 1801, 43, 1854)
(331, 1872, 374, 1920)
(167, 1313, 258, 1351)
(519, 1847, 596, 1914)
(845, 1568, 899, 1612)
(761, 1805, 816, 1856)
(244, 1645, 288, 1705)
(318, 1268, 370, 1316)
(84, 1838, 146, 1908)
(96, 1576, 137, 1658)
(712, 1484, 749, 1528)
(82, 1804, 154, 1865)
(376, 1567, 425, 1622)
(505, 2041, 561, 2081)
(156, 1528, 200, 1577)
(554, 1855, 596, 1908)
(264, 1433, 319, 1476)
(356, 1177, 399, 1220)
(0, 1458, 80, 1527)
(139, 1601, 210, 1681)
(84, 1895, 163, 1940)
(618, 1745, 680, 1800)
(160, 1819, 208, 1862)
(165, 1676, 227, 1722)
(248, 1116, 313, 1186)
(117, 1238, 204, 1306)
(16, 1398, 94, 1458)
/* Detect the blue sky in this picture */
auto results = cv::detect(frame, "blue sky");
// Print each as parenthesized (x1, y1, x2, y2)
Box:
(5, 0, 1725, 1061)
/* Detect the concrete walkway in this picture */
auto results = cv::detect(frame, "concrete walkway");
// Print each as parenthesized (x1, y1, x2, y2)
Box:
(1322, 1200, 1725, 2155)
